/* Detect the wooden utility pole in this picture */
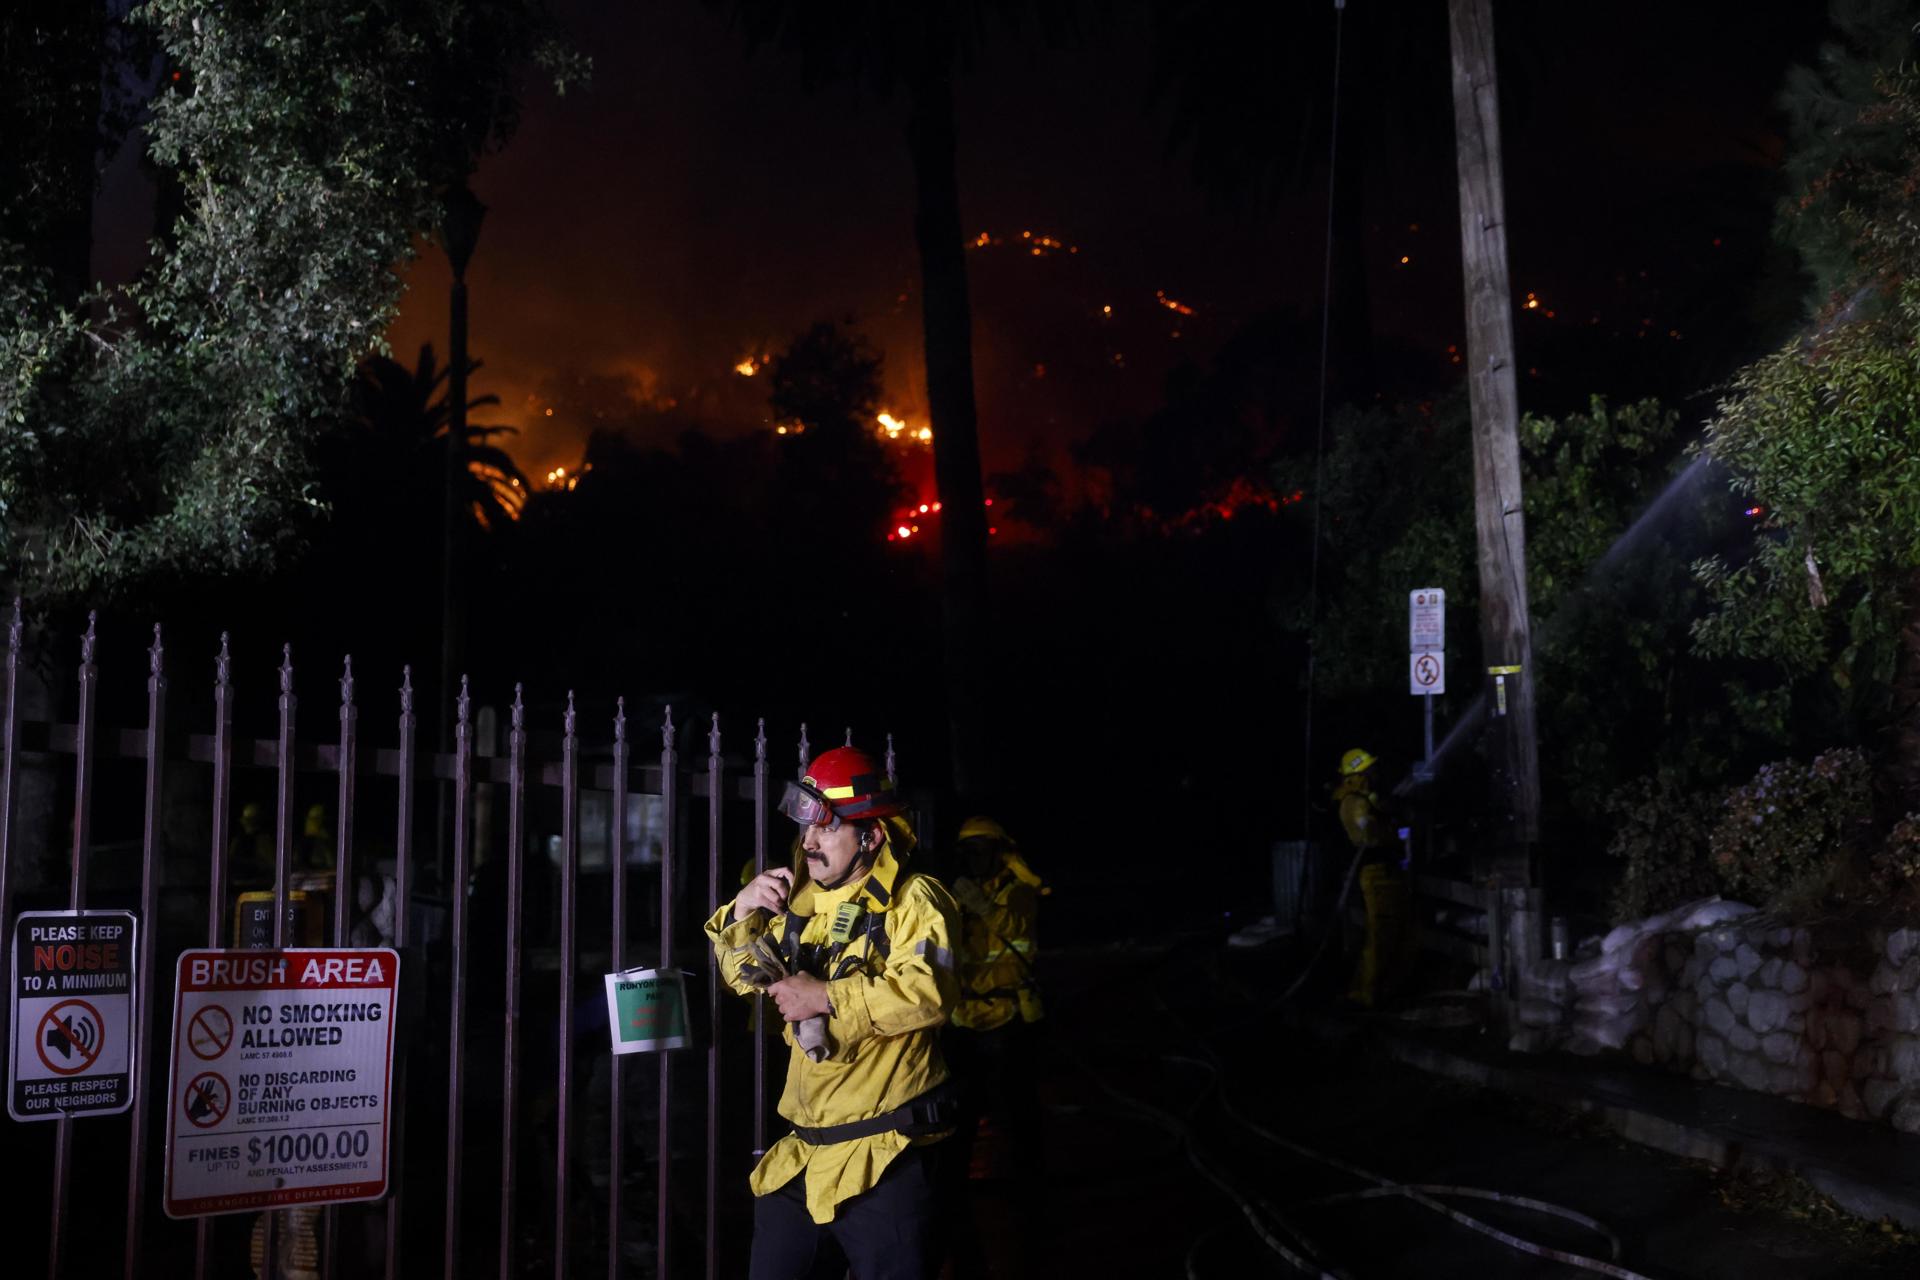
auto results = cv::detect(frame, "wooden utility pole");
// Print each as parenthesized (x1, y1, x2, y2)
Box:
(1448, 0, 1540, 875)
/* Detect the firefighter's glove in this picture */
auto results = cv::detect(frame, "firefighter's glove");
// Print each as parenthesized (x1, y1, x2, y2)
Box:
(738, 935, 790, 990)
(743, 935, 831, 1062)
(952, 876, 993, 917)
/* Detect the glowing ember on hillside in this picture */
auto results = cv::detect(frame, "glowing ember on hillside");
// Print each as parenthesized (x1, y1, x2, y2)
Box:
(886, 495, 986, 542)
(970, 229, 1079, 257)
(543, 462, 592, 492)
(876, 412, 933, 446)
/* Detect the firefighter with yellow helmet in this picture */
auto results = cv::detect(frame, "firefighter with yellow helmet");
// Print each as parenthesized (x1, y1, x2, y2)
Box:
(949, 816, 1045, 1032)
(706, 746, 960, 1280)
(1337, 747, 1412, 1007)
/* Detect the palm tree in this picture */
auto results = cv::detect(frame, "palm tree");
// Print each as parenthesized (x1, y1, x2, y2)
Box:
(347, 342, 528, 530)
(720, 3, 1069, 800)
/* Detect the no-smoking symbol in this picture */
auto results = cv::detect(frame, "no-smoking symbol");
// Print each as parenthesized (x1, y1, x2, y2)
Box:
(183, 1072, 229, 1128)
(1414, 654, 1441, 687)
(188, 1005, 233, 1060)
(36, 999, 105, 1076)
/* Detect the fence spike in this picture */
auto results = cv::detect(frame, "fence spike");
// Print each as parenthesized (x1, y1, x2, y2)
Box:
(614, 696, 627, 744)
(709, 711, 721, 756)
(512, 682, 525, 731)
(565, 690, 577, 737)
(663, 704, 675, 751)
(844, 726, 852, 748)
(8, 597, 21, 653)
(798, 723, 810, 772)
(149, 624, 164, 678)
(400, 664, 414, 716)
(81, 610, 98, 665)
(279, 643, 293, 696)
(216, 632, 231, 687)
(340, 654, 355, 707)
(457, 674, 471, 726)
(755, 717, 767, 762)
(885, 733, 896, 784)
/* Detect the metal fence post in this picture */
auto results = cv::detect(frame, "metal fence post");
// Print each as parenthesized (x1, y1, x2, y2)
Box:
(704, 716, 723, 1280)
(49, 613, 99, 1280)
(608, 699, 628, 1280)
(442, 677, 474, 1280)
(125, 627, 168, 1279)
(500, 686, 527, 1279)
(656, 708, 676, 1280)
(0, 601, 21, 1030)
(195, 634, 235, 1280)
(324, 656, 357, 1280)
(385, 667, 418, 1280)
(750, 720, 767, 1158)
(555, 693, 580, 1280)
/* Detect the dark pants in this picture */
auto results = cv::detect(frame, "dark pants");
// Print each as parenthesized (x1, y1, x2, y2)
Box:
(940, 1023, 1042, 1278)
(748, 1143, 941, 1280)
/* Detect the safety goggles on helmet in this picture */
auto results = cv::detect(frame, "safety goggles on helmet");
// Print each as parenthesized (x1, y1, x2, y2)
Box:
(778, 780, 842, 830)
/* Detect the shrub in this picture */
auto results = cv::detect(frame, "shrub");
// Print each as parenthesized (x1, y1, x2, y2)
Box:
(1605, 770, 1728, 922)
(1871, 812, 1920, 899)
(1707, 748, 1874, 906)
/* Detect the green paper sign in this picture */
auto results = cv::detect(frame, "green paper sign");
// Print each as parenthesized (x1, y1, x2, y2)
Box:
(604, 968, 691, 1055)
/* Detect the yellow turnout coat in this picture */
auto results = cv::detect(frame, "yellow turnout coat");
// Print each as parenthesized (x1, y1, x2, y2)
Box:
(706, 822, 959, 1223)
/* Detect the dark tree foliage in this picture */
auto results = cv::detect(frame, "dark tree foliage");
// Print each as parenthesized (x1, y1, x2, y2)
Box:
(1282, 393, 1770, 844)
(0, 0, 583, 603)
(1698, 7, 1920, 819)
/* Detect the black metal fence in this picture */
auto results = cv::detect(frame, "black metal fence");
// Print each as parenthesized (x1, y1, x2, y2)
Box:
(0, 604, 858, 1279)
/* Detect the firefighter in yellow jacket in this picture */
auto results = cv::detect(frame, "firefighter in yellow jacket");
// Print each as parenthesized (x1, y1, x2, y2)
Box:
(706, 746, 959, 1280)
(950, 817, 1045, 1033)
(1338, 747, 1412, 1007)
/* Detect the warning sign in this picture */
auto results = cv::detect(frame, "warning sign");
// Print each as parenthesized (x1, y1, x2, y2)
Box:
(1408, 588, 1446, 652)
(162, 948, 399, 1219)
(1410, 650, 1446, 696)
(9, 910, 137, 1121)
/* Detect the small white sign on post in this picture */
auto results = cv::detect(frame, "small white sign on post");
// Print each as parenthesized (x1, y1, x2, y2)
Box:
(1410, 650, 1446, 696)
(1409, 588, 1446, 695)
(1409, 588, 1446, 652)
(163, 948, 399, 1218)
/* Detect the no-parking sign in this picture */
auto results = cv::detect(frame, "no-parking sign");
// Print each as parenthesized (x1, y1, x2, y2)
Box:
(9, 910, 137, 1121)
(163, 948, 398, 1218)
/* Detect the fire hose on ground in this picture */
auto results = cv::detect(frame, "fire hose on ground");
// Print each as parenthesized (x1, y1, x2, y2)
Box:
(1062, 1041, 1659, 1280)
(1049, 922, 1664, 1280)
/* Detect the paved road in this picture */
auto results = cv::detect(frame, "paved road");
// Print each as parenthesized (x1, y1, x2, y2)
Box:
(986, 939, 1920, 1279)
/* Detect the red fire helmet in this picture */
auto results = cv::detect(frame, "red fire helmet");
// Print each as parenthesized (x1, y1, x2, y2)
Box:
(789, 746, 903, 824)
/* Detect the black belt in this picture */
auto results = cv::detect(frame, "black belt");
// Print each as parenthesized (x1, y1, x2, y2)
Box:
(788, 1081, 959, 1146)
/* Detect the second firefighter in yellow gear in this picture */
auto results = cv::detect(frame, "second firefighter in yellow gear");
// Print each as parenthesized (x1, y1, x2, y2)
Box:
(949, 816, 1046, 1030)
(1337, 748, 1413, 1008)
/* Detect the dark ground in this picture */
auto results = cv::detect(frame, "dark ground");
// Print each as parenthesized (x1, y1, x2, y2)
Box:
(988, 938, 1920, 1279)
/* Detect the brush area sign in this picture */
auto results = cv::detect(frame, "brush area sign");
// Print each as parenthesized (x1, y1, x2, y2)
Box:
(163, 948, 399, 1218)
(9, 910, 138, 1121)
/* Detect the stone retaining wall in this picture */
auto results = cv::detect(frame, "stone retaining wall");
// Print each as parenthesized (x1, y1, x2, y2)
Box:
(1519, 897, 1920, 1132)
